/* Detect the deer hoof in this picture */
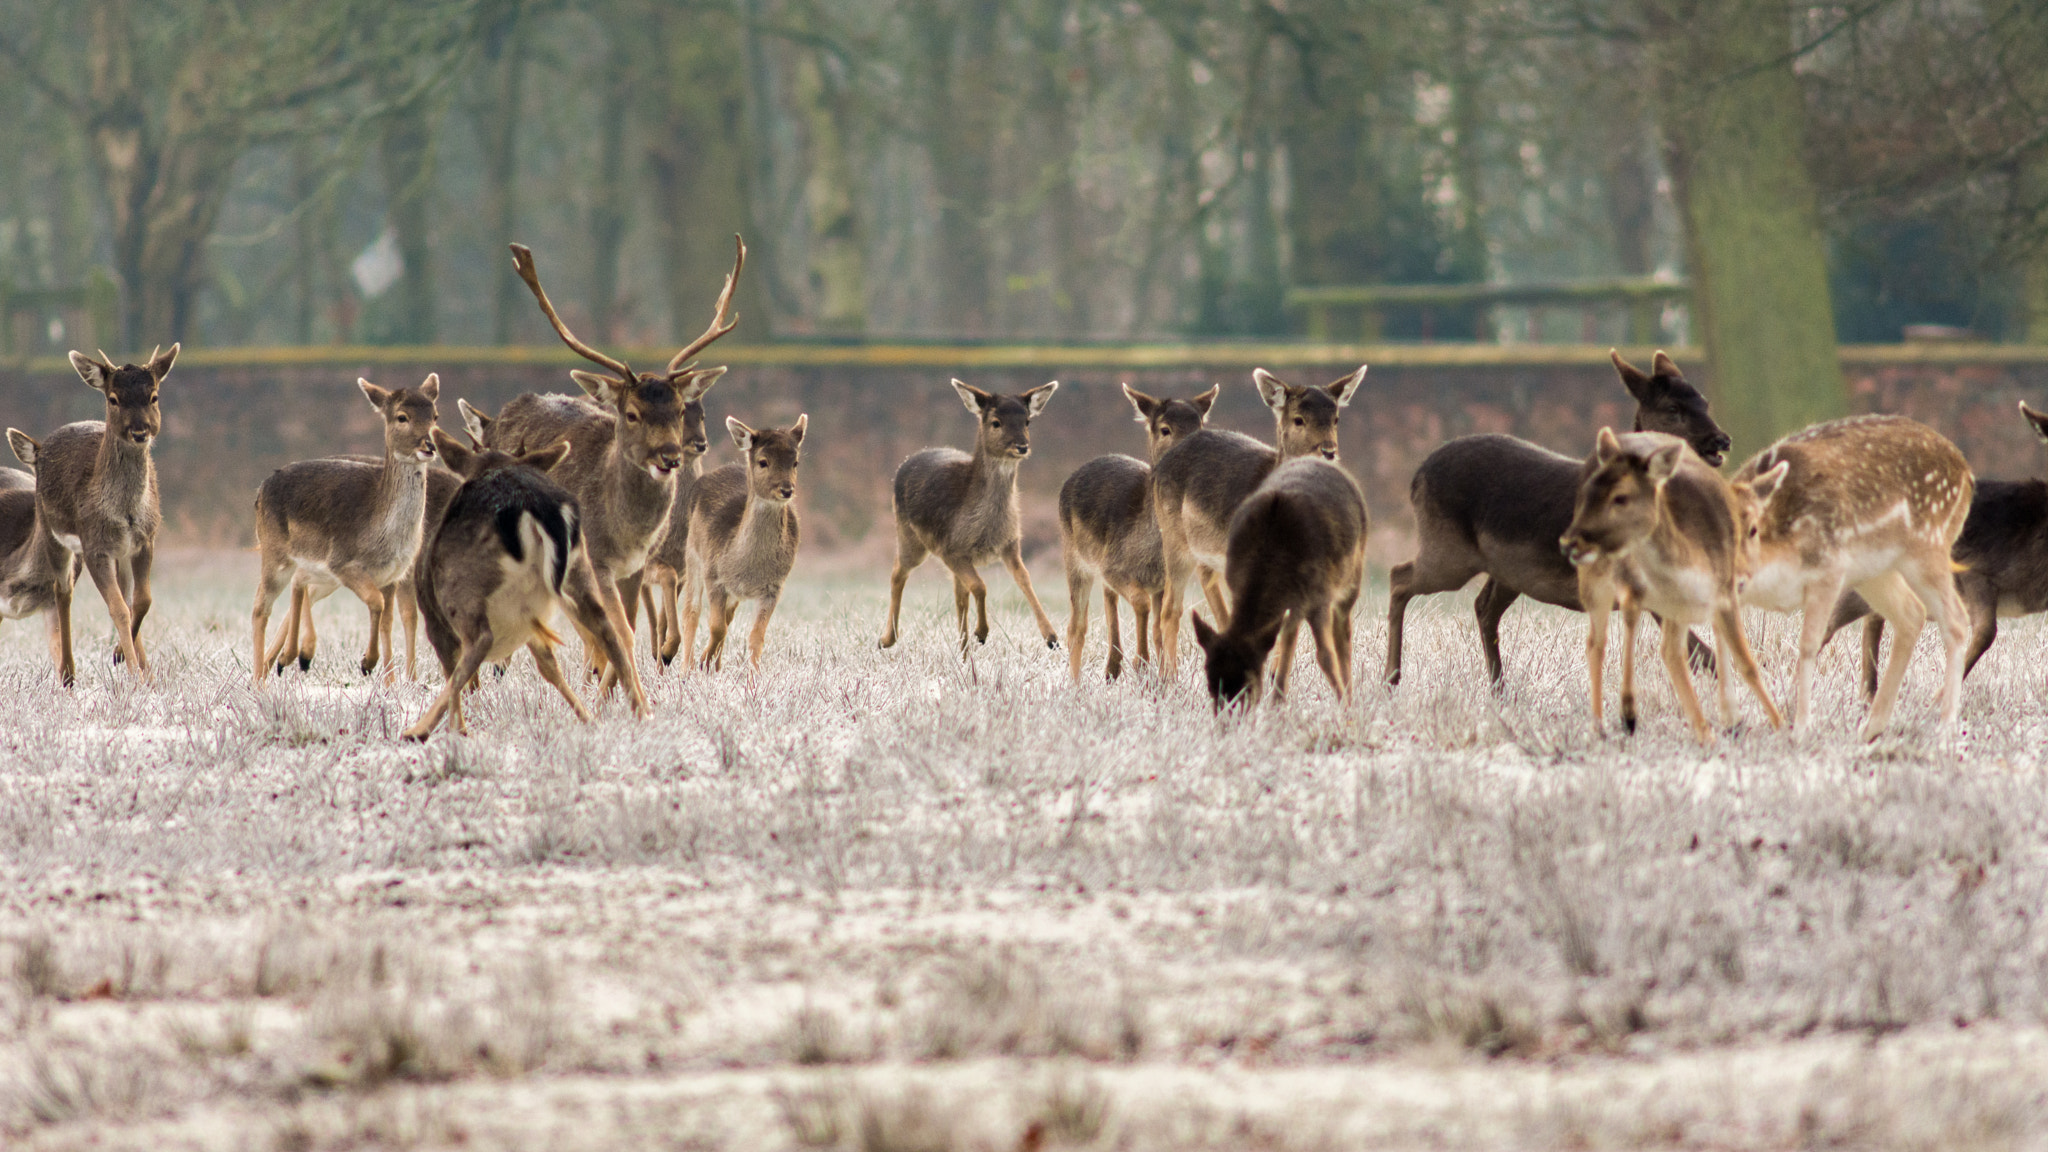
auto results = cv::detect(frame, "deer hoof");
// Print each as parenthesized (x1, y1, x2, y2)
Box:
(298, 656, 312, 673)
(1045, 635, 1059, 650)
(1622, 715, 1637, 736)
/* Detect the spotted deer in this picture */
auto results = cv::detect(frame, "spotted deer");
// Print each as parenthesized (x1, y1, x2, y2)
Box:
(404, 429, 648, 739)
(0, 437, 80, 681)
(1385, 351, 1734, 688)
(879, 379, 1061, 654)
(1188, 458, 1367, 708)
(1152, 365, 1366, 680)
(485, 238, 739, 689)
(677, 415, 805, 670)
(1058, 383, 1218, 681)
(16, 345, 179, 682)
(250, 376, 441, 688)
(1732, 415, 1974, 738)
(1825, 400, 2048, 696)
(1559, 429, 1784, 743)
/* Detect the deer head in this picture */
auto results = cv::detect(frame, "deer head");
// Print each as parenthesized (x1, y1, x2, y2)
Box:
(727, 414, 807, 504)
(359, 374, 441, 463)
(69, 343, 177, 448)
(432, 427, 572, 481)
(953, 379, 1057, 461)
(510, 237, 742, 479)
(1613, 350, 1732, 467)
(1189, 609, 1276, 710)
(1560, 427, 1686, 566)
(1254, 365, 1364, 461)
(1124, 383, 1217, 463)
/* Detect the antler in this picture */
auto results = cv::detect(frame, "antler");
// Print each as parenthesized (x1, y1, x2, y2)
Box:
(666, 235, 746, 375)
(509, 243, 634, 379)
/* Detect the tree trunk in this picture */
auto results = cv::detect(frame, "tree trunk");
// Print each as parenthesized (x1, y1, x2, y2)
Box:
(917, 0, 999, 336)
(586, 15, 633, 343)
(379, 99, 438, 345)
(472, 4, 531, 345)
(1652, 0, 1843, 455)
(794, 51, 865, 335)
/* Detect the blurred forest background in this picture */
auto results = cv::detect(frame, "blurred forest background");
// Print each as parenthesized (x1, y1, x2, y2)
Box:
(1, 0, 2046, 357)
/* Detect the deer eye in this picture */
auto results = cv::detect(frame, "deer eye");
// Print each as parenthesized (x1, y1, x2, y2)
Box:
(625, 412, 640, 424)
(395, 415, 409, 424)
(756, 458, 768, 468)
(1613, 495, 1630, 507)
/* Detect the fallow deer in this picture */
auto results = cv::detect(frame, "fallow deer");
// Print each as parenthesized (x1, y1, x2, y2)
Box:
(0, 435, 81, 681)
(634, 405, 716, 667)
(19, 344, 179, 682)
(1825, 400, 2048, 696)
(677, 415, 805, 670)
(1385, 351, 1733, 688)
(1559, 429, 1784, 743)
(485, 238, 740, 689)
(1058, 383, 1217, 681)
(878, 379, 1061, 654)
(250, 376, 441, 689)
(1152, 365, 1366, 680)
(1188, 458, 1367, 708)
(404, 430, 649, 739)
(1732, 415, 1974, 738)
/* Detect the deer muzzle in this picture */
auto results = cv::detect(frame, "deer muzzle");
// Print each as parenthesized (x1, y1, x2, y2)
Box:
(1560, 533, 1600, 567)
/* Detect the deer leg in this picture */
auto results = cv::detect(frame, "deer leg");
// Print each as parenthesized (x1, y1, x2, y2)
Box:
(1904, 550, 1971, 728)
(1129, 583, 1153, 669)
(251, 556, 295, 689)
(359, 586, 390, 678)
(1658, 614, 1714, 744)
(617, 571, 644, 656)
(528, 638, 594, 723)
(100, 553, 146, 674)
(1715, 602, 1784, 730)
(567, 563, 649, 717)
(1064, 559, 1093, 681)
(264, 582, 302, 675)
(406, 633, 493, 741)
(1475, 579, 1521, 689)
(395, 579, 420, 681)
(879, 527, 927, 649)
(44, 597, 73, 688)
(1308, 604, 1346, 704)
(297, 584, 329, 670)
(1859, 617, 1885, 701)
(1958, 573, 1999, 681)
(1103, 586, 1125, 681)
(127, 542, 153, 663)
(699, 586, 733, 670)
(1580, 567, 1614, 735)
(1196, 564, 1231, 630)
(747, 592, 781, 669)
(336, 574, 387, 678)
(1383, 561, 1416, 687)
(1619, 596, 1642, 736)
(1271, 612, 1301, 698)
(659, 569, 686, 666)
(1334, 587, 1358, 697)
(1157, 533, 1197, 680)
(1000, 543, 1057, 648)
(1855, 572, 1925, 739)
(1792, 572, 1848, 731)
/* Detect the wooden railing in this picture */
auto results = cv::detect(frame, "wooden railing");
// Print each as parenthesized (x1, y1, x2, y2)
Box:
(1284, 277, 1692, 343)
(0, 270, 118, 364)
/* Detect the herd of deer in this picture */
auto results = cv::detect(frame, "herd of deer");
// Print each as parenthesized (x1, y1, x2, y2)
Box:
(0, 236, 2038, 744)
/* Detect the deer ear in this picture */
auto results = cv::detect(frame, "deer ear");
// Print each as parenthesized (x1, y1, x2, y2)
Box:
(1253, 368, 1289, 413)
(673, 365, 726, 403)
(2021, 400, 2048, 444)
(1594, 426, 1623, 463)
(146, 342, 179, 380)
(416, 373, 440, 403)
(69, 350, 113, 393)
(431, 428, 475, 476)
(571, 370, 620, 404)
(359, 378, 391, 410)
(458, 398, 493, 447)
(1191, 383, 1220, 419)
(951, 379, 991, 415)
(520, 441, 572, 473)
(1023, 380, 1058, 416)
(1651, 350, 1682, 380)
(1123, 383, 1161, 423)
(7, 429, 37, 469)
(789, 413, 808, 445)
(1327, 363, 1367, 407)
(1189, 610, 1217, 650)
(726, 415, 755, 452)
(1610, 349, 1653, 400)
(1746, 459, 1791, 507)
(1645, 442, 1684, 484)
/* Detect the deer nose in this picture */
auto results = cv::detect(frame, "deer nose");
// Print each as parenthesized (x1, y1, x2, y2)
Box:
(1320, 446, 1339, 460)
(778, 484, 795, 499)
(657, 452, 682, 471)
(129, 431, 150, 444)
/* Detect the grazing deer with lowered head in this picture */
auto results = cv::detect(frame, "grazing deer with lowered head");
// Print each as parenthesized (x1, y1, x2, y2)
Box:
(251, 376, 441, 688)
(17, 345, 179, 682)
(0, 437, 81, 681)
(484, 238, 739, 688)
(1058, 383, 1217, 680)
(1386, 350, 1733, 688)
(879, 379, 1061, 654)
(1559, 429, 1783, 743)
(1153, 365, 1366, 680)
(404, 429, 649, 739)
(677, 415, 805, 670)
(1825, 400, 2048, 697)
(1188, 458, 1367, 708)
(1732, 415, 1974, 739)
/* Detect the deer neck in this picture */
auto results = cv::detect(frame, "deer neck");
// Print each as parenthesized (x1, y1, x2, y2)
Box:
(732, 489, 791, 562)
(93, 425, 153, 512)
(600, 432, 675, 549)
(969, 439, 1021, 505)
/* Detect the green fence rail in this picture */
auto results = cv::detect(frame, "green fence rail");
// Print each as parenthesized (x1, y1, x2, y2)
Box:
(0, 270, 119, 364)
(1284, 277, 1693, 343)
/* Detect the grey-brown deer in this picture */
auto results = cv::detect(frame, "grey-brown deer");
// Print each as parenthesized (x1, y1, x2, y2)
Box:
(1058, 383, 1217, 680)
(20, 345, 179, 682)
(634, 403, 716, 668)
(1732, 415, 1974, 738)
(1188, 458, 1367, 708)
(0, 436, 81, 680)
(677, 415, 805, 670)
(879, 379, 1061, 654)
(1559, 429, 1784, 743)
(1385, 351, 1733, 688)
(1824, 400, 2048, 697)
(250, 376, 441, 689)
(484, 238, 740, 689)
(404, 430, 648, 739)
(1152, 365, 1366, 680)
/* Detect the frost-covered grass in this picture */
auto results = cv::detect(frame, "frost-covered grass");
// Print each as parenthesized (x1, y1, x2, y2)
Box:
(3, 548, 2048, 1149)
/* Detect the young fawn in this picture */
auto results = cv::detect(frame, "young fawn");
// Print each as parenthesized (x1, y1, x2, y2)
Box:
(879, 379, 1061, 654)
(1733, 415, 1974, 738)
(487, 239, 739, 688)
(1058, 383, 1218, 680)
(0, 440, 80, 676)
(404, 430, 649, 739)
(677, 416, 806, 670)
(1153, 365, 1366, 679)
(1386, 350, 1733, 688)
(251, 376, 441, 688)
(1825, 400, 2048, 695)
(12, 345, 180, 683)
(1188, 458, 1368, 708)
(1559, 429, 1783, 743)
(636, 407, 716, 668)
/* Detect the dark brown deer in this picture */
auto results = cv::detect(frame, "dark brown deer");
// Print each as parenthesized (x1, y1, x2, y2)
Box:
(677, 415, 805, 670)
(1384, 350, 1733, 688)
(1188, 458, 1367, 708)
(485, 238, 740, 690)
(1058, 383, 1218, 681)
(1732, 415, 1974, 738)
(404, 430, 648, 739)
(251, 376, 442, 688)
(1825, 400, 2048, 697)
(879, 379, 1061, 654)
(0, 435, 81, 681)
(1560, 429, 1783, 743)
(1153, 365, 1366, 680)
(24, 345, 179, 682)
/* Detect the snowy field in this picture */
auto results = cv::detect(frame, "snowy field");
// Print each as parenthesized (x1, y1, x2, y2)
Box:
(4, 548, 2048, 1150)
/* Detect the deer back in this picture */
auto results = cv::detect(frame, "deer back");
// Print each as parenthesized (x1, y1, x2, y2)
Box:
(1150, 428, 1279, 562)
(1059, 454, 1158, 586)
(418, 441, 583, 665)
